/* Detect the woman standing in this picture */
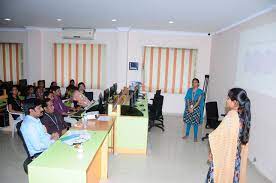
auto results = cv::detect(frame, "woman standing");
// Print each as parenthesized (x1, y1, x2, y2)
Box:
(182, 78, 205, 142)
(206, 88, 251, 183)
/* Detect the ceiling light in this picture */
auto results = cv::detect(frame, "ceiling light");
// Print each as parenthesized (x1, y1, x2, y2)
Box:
(57, 18, 62, 22)
(4, 18, 11, 21)
(168, 21, 174, 24)
(111, 19, 117, 22)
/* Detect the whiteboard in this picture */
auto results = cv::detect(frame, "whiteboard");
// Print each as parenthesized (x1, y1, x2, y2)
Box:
(236, 22, 276, 98)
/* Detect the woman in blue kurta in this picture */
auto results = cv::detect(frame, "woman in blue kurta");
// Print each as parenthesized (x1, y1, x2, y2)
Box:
(182, 78, 205, 142)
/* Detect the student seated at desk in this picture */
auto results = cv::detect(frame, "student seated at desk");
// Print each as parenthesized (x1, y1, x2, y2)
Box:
(41, 98, 68, 137)
(69, 79, 75, 88)
(25, 85, 36, 100)
(72, 83, 91, 107)
(52, 86, 77, 124)
(63, 79, 76, 99)
(52, 86, 71, 115)
(50, 81, 57, 89)
(20, 100, 59, 157)
(44, 90, 54, 101)
(8, 85, 24, 120)
(78, 82, 87, 95)
(35, 80, 45, 100)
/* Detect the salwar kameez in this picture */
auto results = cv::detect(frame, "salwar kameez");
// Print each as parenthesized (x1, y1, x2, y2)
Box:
(205, 110, 248, 183)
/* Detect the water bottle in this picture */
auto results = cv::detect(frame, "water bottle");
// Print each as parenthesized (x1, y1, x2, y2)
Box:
(82, 113, 88, 128)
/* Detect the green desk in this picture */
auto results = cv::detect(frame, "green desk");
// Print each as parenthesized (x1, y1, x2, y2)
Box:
(114, 96, 149, 154)
(28, 130, 109, 183)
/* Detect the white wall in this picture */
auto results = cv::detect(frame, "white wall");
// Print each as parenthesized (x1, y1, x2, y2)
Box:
(208, 10, 276, 182)
(127, 30, 212, 114)
(27, 29, 43, 84)
(0, 28, 211, 114)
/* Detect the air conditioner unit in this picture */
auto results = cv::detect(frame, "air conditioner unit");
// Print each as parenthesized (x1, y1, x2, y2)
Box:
(62, 28, 96, 40)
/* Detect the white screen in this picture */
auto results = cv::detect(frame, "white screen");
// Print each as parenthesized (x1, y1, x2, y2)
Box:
(236, 22, 276, 98)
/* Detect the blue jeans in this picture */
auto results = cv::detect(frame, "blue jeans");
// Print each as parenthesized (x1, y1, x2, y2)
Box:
(185, 123, 198, 140)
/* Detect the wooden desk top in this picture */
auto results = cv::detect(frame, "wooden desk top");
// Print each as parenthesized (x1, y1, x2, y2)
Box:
(71, 116, 114, 132)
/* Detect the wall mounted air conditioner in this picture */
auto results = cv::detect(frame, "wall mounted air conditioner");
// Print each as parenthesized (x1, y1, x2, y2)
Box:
(62, 28, 96, 40)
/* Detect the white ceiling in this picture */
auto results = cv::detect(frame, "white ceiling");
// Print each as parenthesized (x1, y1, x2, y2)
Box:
(0, 0, 275, 33)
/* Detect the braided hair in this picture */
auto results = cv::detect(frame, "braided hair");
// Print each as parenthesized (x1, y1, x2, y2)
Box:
(228, 88, 251, 145)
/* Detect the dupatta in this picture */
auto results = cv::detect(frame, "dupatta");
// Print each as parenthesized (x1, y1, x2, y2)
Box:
(209, 110, 248, 183)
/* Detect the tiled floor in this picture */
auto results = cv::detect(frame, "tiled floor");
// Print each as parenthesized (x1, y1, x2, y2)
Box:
(0, 115, 271, 183)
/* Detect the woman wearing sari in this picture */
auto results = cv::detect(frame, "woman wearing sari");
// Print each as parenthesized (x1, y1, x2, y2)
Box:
(72, 83, 91, 108)
(206, 88, 251, 183)
(182, 78, 205, 142)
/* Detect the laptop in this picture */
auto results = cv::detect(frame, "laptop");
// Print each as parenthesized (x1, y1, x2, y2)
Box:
(69, 109, 86, 118)
(70, 101, 98, 117)
(84, 100, 98, 111)
(85, 92, 93, 101)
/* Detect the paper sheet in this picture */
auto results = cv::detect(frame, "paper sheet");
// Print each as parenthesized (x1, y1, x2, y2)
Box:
(60, 130, 91, 146)
(97, 116, 111, 122)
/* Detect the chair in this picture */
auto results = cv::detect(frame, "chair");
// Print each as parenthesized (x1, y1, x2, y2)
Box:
(201, 101, 224, 141)
(85, 91, 93, 101)
(16, 121, 31, 174)
(148, 89, 161, 108)
(86, 93, 105, 114)
(148, 95, 164, 132)
(155, 89, 161, 96)
(148, 89, 163, 121)
(7, 105, 24, 138)
(98, 94, 106, 114)
(2, 81, 13, 94)
(16, 122, 41, 174)
(149, 90, 161, 102)
(19, 79, 27, 87)
(0, 102, 8, 127)
(18, 79, 27, 95)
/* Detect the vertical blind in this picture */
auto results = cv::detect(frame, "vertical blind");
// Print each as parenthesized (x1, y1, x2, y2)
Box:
(0, 43, 23, 82)
(142, 46, 197, 94)
(54, 43, 106, 89)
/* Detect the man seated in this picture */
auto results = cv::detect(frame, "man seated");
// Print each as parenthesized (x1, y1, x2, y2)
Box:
(20, 100, 59, 158)
(51, 86, 71, 115)
(41, 98, 68, 137)
(51, 86, 77, 124)
(44, 90, 54, 101)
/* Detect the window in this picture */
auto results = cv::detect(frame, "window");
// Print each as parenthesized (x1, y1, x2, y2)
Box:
(54, 43, 106, 88)
(0, 43, 23, 82)
(142, 46, 197, 94)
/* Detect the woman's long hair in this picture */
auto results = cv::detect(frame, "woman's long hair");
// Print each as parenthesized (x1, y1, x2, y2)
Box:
(228, 88, 251, 145)
(78, 82, 86, 93)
